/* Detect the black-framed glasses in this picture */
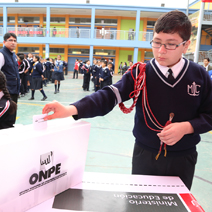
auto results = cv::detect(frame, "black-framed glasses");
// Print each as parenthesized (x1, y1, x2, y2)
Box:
(150, 40, 187, 50)
(6, 39, 17, 43)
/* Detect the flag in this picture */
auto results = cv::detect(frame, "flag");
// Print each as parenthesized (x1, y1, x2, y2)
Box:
(202, 0, 212, 2)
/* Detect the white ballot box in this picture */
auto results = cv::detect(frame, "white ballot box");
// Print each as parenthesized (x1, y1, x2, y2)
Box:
(0, 118, 90, 212)
(27, 172, 205, 212)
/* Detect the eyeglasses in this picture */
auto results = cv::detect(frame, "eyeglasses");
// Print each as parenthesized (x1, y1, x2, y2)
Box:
(6, 39, 17, 43)
(150, 40, 187, 50)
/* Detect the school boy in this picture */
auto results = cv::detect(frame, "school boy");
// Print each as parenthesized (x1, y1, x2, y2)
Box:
(17, 53, 26, 97)
(92, 60, 102, 92)
(108, 62, 114, 85)
(99, 60, 110, 89)
(28, 55, 47, 101)
(82, 60, 91, 91)
(43, 10, 212, 190)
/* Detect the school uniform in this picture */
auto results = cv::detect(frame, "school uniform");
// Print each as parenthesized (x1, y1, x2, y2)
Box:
(53, 60, 64, 81)
(44, 61, 52, 83)
(108, 68, 114, 85)
(71, 58, 212, 190)
(31, 61, 43, 90)
(82, 64, 91, 91)
(0, 91, 14, 129)
(23, 59, 30, 93)
(100, 67, 110, 89)
(27, 57, 34, 86)
(92, 65, 101, 92)
(18, 60, 26, 95)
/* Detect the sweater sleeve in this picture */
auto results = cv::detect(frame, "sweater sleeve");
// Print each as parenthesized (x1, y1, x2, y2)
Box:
(188, 71, 212, 134)
(72, 69, 135, 120)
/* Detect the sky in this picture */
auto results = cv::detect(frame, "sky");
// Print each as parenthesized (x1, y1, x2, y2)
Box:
(0, 0, 196, 9)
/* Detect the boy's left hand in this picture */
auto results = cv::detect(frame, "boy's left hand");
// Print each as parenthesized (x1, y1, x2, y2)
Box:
(157, 122, 194, 146)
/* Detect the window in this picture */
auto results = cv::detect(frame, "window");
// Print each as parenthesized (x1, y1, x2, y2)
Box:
(147, 21, 156, 28)
(68, 48, 89, 55)
(94, 49, 115, 56)
(144, 51, 153, 59)
(95, 19, 117, 26)
(44, 17, 65, 24)
(18, 16, 40, 23)
(50, 48, 64, 54)
(0, 17, 3, 23)
(18, 47, 39, 54)
(7, 16, 15, 23)
(69, 18, 91, 24)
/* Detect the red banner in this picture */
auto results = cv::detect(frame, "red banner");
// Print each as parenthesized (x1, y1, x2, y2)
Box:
(202, 0, 212, 2)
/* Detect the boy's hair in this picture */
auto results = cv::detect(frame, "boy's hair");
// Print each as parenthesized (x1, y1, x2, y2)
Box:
(3, 32, 17, 41)
(34, 55, 40, 61)
(102, 60, 107, 66)
(204, 58, 210, 62)
(0, 71, 17, 115)
(154, 10, 191, 41)
(109, 58, 113, 62)
(108, 62, 113, 66)
(18, 54, 24, 61)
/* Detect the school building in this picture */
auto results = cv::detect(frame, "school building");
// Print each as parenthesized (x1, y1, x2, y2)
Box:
(0, 0, 211, 73)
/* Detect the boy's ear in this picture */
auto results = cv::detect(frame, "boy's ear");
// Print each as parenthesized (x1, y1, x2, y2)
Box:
(183, 40, 191, 54)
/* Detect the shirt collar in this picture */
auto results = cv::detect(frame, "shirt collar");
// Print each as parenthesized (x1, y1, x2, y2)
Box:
(155, 57, 185, 78)
(0, 91, 4, 100)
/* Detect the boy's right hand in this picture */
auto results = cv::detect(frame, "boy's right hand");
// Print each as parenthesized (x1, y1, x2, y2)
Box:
(42, 100, 78, 121)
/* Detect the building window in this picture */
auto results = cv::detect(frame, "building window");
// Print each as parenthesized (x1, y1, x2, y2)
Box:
(18, 47, 39, 54)
(69, 18, 91, 25)
(7, 16, 15, 23)
(95, 19, 117, 26)
(50, 48, 65, 54)
(144, 51, 153, 60)
(94, 49, 115, 56)
(0, 17, 3, 23)
(18, 16, 40, 24)
(147, 21, 156, 28)
(68, 48, 90, 55)
(44, 17, 65, 24)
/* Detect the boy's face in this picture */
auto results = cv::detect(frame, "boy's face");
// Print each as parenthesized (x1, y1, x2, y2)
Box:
(203, 59, 209, 67)
(108, 64, 112, 69)
(152, 32, 190, 67)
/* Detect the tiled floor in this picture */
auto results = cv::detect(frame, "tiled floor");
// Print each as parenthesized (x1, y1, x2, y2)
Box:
(16, 73, 212, 211)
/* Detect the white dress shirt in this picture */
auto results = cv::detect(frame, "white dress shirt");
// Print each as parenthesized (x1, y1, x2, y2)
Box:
(155, 57, 185, 79)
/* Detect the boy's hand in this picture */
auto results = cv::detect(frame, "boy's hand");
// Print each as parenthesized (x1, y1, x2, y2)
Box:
(42, 100, 78, 121)
(157, 122, 194, 146)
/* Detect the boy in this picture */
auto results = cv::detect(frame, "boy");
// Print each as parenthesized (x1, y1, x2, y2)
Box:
(99, 60, 110, 89)
(202, 58, 212, 72)
(42, 10, 212, 190)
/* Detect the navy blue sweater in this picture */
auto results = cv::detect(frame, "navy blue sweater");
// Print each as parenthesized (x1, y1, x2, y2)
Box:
(32, 62, 43, 78)
(72, 58, 212, 156)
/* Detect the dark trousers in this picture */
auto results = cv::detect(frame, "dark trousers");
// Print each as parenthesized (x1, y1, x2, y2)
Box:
(10, 94, 18, 125)
(132, 143, 197, 190)
(73, 69, 78, 79)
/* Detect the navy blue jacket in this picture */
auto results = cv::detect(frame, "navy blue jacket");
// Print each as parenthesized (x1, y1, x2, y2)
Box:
(100, 67, 110, 82)
(92, 65, 101, 77)
(32, 62, 43, 78)
(72, 58, 212, 157)
(0, 46, 20, 95)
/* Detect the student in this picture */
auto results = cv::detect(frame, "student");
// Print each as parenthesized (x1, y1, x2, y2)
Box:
(42, 10, 212, 190)
(108, 62, 114, 85)
(53, 55, 64, 94)
(108, 58, 114, 71)
(28, 55, 47, 101)
(17, 53, 26, 97)
(73, 59, 79, 79)
(0, 71, 17, 129)
(99, 60, 110, 89)
(92, 60, 101, 92)
(202, 58, 212, 72)
(44, 58, 52, 83)
(82, 60, 91, 91)
(121, 62, 128, 75)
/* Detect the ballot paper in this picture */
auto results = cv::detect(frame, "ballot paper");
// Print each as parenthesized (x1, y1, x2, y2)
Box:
(33, 114, 48, 130)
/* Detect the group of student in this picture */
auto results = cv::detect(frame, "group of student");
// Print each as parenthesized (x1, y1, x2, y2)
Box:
(16, 53, 68, 100)
(119, 61, 133, 75)
(74, 58, 115, 92)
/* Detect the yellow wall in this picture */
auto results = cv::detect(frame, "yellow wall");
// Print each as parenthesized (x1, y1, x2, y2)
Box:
(190, 1, 212, 9)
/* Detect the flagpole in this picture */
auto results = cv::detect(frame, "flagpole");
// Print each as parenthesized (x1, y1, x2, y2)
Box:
(194, 1, 205, 63)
